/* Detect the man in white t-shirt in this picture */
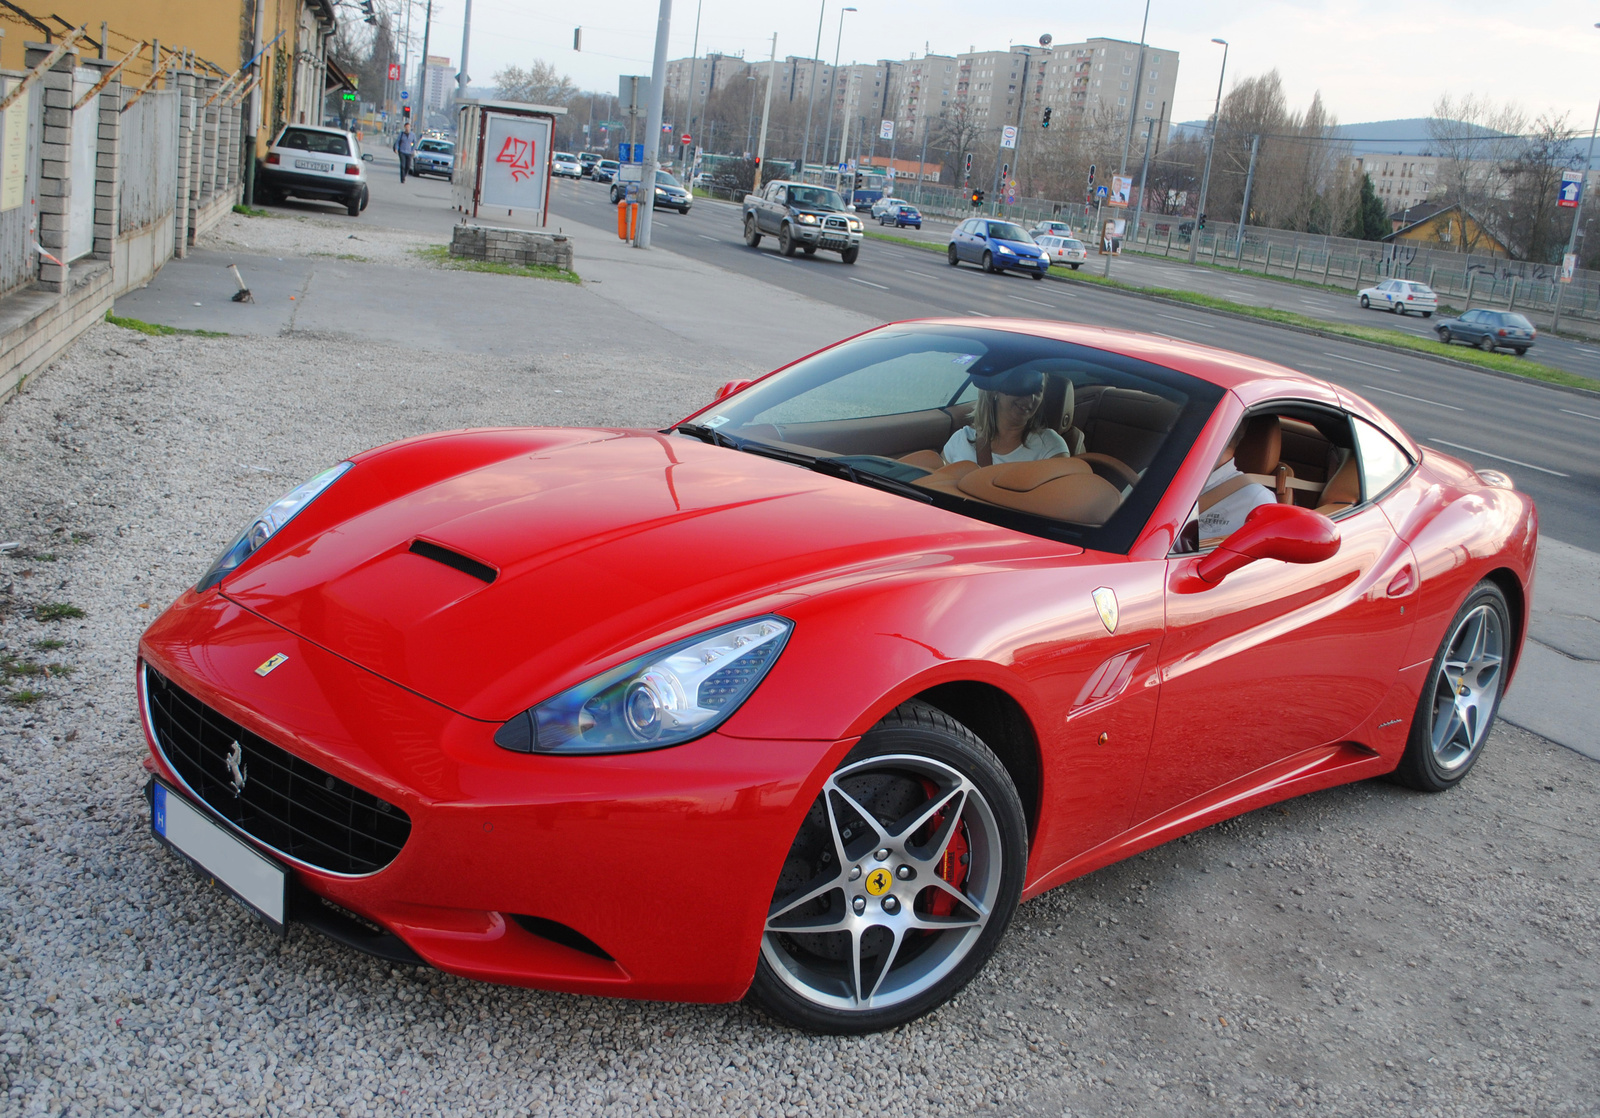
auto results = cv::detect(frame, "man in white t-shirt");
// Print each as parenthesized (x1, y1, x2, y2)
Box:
(943, 368, 1070, 466)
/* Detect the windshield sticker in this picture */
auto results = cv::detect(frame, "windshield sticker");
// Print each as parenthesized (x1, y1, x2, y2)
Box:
(951, 354, 980, 366)
(705, 415, 731, 428)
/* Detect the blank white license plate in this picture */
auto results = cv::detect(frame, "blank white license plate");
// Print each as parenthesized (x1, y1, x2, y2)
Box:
(295, 159, 333, 172)
(149, 779, 287, 930)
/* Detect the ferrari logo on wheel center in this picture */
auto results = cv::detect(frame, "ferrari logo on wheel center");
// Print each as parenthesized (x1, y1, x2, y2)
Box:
(864, 867, 893, 896)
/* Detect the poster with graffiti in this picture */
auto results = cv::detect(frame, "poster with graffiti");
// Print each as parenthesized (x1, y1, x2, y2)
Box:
(480, 112, 552, 214)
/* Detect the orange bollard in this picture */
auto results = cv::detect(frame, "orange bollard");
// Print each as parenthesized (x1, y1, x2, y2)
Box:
(617, 199, 627, 240)
(627, 202, 639, 241)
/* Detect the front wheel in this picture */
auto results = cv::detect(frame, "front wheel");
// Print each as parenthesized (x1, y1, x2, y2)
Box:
(779, 226, 797, 257)
(947, 245, 960, 267)
(748, 702, 1027, 1034)
(982, 251, 996, 274)
(1030, 271, 1044, 280)
(841, 245, 860, 265)
(744, 215, 762, 247)
(1391, 582, 1510, 793)
(1437, 328, 1453, 344)
(802, 245, 817, 257)
(1359, 294, 1370, 308)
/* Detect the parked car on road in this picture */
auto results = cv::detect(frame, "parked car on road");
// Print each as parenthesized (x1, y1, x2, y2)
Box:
(552, 152, 583, 179)
(411, 137, 454, 180)
(878, 203, 922, 229)
(948, 218, 1050, 278)
(1358, 279, 1437, 317)
(1036, 234, 1088, 270)
(1030, 220, 1075, 239)
(257, 124, 368, 217)
(743, 180, 863, 262)
(138, 317, 1535, 1034)
(592, 159, 619, 183)
(1434, 309, 1537, 355)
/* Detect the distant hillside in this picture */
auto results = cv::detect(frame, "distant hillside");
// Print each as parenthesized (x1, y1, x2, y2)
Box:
(1168, 117, 1510, 156)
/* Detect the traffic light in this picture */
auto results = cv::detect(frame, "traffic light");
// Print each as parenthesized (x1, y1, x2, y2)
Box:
(402, 105, 411, 118)
(963, 153, 973, 180)
(1087, 163, 1096, 185)
(970, 189, 984, 207)
(1198, 213, 1207, 230)
(1041, 107, 1052, 129)
(854, 172, 863, 190)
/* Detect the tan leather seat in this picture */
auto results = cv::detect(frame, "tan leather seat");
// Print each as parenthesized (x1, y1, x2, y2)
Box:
(1315, 451, 1361, 515)
(952, 458, 1122, 525)
(912, 459, 979, 496)
(899, 449, 944, 472)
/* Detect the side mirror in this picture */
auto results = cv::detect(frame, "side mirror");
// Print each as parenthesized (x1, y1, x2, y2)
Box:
(1196, 503, 1340, 585)
(362, 152, 374, 162)
(714, 379, 753, 402)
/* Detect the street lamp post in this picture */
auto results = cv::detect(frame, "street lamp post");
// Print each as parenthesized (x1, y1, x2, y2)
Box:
(799, 0, 827, 177)
(1187, 37, 1228, 264)
(1553, 22, 1600, 330)
(819, 6, 856, 188)
(1118, 0, 1151, 176)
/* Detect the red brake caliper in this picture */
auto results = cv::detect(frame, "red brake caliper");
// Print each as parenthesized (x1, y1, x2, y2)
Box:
(922, 780, 970, 918)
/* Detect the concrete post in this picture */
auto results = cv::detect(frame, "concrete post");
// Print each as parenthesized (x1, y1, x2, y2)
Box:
(201, 76, 220, 204)
(27, 43, 78, 292)
(173, 69, 195, 258)
(81, 57, 122, 262)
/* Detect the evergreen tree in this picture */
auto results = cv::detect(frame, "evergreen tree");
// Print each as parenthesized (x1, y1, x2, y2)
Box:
(1345, 174, 1388, 240)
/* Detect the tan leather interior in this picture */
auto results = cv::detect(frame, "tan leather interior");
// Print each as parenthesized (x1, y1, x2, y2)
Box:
(1233, 415, 1281, 474)
(899, 449, 944, 472)
(912, 460, 979, 497)
(951, 459, 1121, 525)
(1315, 451, 1361, 515)
(1072, 386, 1181, 471)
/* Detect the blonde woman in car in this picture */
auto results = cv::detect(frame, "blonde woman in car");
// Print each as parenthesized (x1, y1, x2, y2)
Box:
(942, 369, 1072, 466)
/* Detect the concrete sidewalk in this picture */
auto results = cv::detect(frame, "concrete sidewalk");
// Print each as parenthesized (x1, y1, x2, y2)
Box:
(1501, 537, 1600, 761)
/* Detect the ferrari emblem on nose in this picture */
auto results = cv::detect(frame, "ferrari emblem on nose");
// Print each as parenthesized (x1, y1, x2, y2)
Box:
(1092, 587, 1119, 634)
(226, 740, 248, 796)
(865, 868, 893, 896)
(255, 653, 288, 677)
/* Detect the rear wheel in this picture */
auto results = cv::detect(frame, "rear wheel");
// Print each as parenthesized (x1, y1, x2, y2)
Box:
(748, 702, 1026, 1034)
(744, 215, 762, 248)
(1477, 335, 1495, 352)
(1393, 301, 1405, 314)
(346, 194, 361, 217)
(1513, 347, 1528, 356)
(1070, 263, 1082, 270)
(1391, 582, 1509, 793)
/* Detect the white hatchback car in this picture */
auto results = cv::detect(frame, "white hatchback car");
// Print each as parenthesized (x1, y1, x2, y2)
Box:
(1359, 278, 1437, 317)
(552, 152, 583, 179)
(258, 125, 369, 216)
(1036, 234, 1089, 270)
(870, 196, 911, 219)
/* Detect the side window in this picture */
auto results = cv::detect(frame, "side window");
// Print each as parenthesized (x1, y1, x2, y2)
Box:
(1352, 416, 1412, 500)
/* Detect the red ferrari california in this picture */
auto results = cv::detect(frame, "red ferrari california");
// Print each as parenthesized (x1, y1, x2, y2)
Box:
(139, 320, 1536, 1033)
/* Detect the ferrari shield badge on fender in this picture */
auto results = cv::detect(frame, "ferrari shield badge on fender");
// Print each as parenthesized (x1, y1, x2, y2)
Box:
(1092, 587, 1118, 634)
(255, 653, 289, 677)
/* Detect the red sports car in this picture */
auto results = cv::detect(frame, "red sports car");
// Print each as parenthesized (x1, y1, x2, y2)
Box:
(138, 320, 1536, 1033)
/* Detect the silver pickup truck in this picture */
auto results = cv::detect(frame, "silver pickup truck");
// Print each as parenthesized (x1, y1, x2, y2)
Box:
(742, 180, 864, 263)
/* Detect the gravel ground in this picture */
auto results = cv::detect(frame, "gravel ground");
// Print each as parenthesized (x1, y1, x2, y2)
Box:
(200, 208, 443, 269)
(1, 318, 1598, 1117)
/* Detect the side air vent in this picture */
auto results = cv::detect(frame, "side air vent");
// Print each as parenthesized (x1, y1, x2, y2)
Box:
(409, 539, 496, 583)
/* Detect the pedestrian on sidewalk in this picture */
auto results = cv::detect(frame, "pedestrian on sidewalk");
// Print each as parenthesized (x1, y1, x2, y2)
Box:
(394, 124, 415, 183)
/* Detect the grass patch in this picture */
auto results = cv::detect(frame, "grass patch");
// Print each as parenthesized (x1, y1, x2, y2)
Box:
(105, 312, 229, 339)
(32, 639, 65, 651)
(414, 244, 580, 284)
(865, 230, 939, 251)
(310, 251, 371, 262)
(34, 602, 85, 621)
(5, 690, 42, 706)
(232, 204, 275, 217)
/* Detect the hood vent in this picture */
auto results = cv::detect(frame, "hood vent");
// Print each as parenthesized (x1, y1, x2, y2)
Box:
(409, 539, 496, 583)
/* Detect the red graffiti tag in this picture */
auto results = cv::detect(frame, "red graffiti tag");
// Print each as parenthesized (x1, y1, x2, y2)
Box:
(495, 136, 538, 182)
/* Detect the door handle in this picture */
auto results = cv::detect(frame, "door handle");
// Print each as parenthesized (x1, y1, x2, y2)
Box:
(1386, 565, 1416, 598)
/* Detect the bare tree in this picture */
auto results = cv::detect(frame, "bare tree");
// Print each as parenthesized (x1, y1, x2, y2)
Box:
(493, 62, 578, 108)
(1427, 94, 1527, 254)
(1496, 112, 1581, 262)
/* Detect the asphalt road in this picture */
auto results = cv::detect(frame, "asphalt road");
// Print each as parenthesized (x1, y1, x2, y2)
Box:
(534, 180, 1600, 552)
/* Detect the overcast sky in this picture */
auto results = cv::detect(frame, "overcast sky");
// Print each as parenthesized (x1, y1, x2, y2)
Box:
(411, 0, 1595, 133)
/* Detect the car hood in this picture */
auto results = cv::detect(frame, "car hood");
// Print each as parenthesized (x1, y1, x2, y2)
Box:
(220, 429, 1053, 721)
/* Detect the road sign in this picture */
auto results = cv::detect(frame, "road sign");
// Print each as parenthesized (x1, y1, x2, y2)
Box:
(1000, 125, 1018, 150)
(880, 119, 894, 140)
(1562, 252, 1577, 282)
(387, 63, 401, 81)
(1095, 184, 1109, 200)
(618, 142, 643, 163)
(1559, 169, 1583, 209)
(1109, 174, 1132, 206)
(400, 90, 408, 100)
(839, 162, 848, 172)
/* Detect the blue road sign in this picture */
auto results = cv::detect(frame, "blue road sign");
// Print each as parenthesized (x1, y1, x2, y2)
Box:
(400, 90, 408, 100)
(1559, 170, 1583, 209)
(839, 162, 848, 172)
(1095, 184, 1108, 200)
(619, 142, 643, 163)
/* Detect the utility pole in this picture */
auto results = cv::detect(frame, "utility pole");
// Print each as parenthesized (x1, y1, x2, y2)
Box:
(1118, 0, 1151, 176)
(244, 0, 265, 205)
(456, 0, 471, 102)
(1129, 115, 1154, 243)
(416, 0, 433, 126)
(1235, 133, 1260, 265)
(681, 0, 702, 177)
(1554, 92, 1600, 329)
(1188, 38, 1228, 264)
(799, 0, 826, 176)
(753, 33, 777, 191)
(914, 118, 929, 205)
(820, 7, 856, 188)
(636, 0, 673, 249)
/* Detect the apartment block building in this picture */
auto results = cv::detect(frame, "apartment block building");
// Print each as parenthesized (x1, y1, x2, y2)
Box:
(663, 52, 751, 108)
(892, 54, 958, 142)
(1347, 153, 1438, 212)
(1040, 38, 1180, 133)
(954, 45, 1051, 131)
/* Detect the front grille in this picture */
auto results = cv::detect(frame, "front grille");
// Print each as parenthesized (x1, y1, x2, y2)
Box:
(144, 666, 411, 875)
(824, 216, 848, 230)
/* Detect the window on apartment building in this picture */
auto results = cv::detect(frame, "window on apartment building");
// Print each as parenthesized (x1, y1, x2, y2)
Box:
(1120, 81, 1128, 91)
(1145, 101, 1153, 110)
(1122, 66, 1131, 75)
(1118, 96, 1126, 106)
(1152, 54, 1161, 63)
(1150, 71, 1158, 80)
(1124, 50, 1134, 60)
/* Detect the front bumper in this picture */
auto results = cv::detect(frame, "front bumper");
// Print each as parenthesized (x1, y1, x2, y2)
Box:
(996, 253, 1049, 273)
(790, 222, 861, 250)
(138, 590, 840, 1003)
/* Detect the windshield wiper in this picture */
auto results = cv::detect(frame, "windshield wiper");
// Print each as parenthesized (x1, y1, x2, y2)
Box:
(674, 424, 817, 468)
(809, 458, 934, 503)
(674, 421, 736, 449)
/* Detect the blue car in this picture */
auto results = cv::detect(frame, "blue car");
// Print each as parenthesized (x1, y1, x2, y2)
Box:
(947, 217, 1050, 279)
(878, 203, 922, 229)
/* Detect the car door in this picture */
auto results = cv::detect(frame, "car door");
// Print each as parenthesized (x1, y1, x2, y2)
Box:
(1133, 400, 1419, 822)
(952, 220, 972, 261)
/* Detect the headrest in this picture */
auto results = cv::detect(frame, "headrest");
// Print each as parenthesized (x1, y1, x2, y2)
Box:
(1321, 452, 1361, 506)
(1234, 415, 1281, 475)
(956, 460, 1120, 525)
(980, 367, 1045, 396)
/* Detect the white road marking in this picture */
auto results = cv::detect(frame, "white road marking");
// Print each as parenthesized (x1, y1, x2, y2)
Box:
(849, 277, 889, 290)
(1561, 407, 1600, 421)
(1323, 351, 1399, 372)
(1156, 313, 1216, 329)
(1428, 440, 1570, 477)
(1013, 297, 1055, 308)
(697, 234, 719, 241)
(1360, 384, 1464, 412)
(905, 269, 938, 280)
(965, 310, 993, 317)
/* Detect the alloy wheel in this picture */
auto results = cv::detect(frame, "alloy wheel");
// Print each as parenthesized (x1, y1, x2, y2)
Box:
(1426, 603, 1504, 772)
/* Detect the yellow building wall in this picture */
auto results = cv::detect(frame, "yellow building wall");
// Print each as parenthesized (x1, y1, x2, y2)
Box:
(0, 2, 248, 79)
(1393, 212, 1509, 258)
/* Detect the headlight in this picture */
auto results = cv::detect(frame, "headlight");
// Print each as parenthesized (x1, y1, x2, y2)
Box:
(996, 244, 1015, 255)
(848, 219, 863, 231)
(494, 616, 792, 755)
(196, 463, 352, 592)
(796, 213, 820, 225)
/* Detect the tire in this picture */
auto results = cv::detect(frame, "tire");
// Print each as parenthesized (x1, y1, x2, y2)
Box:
(1392, 301, 1405, 314)
(1359, 295, 1370, 308)
(1513, 348, 1527, 356)
(779, 225, 797, 257)
(1390, 581, 1511, 793)
(1477, 335, 1495, 352)
(1422, 311, 1433, 318)
(947, 245, 960, 267)
(744, 215, 762, 248)
(1437, 328, 1452, 344)
(1030, 271, 1043, 280)
(680, 205, 691, 214)
(841, 245, 860, 265)
(1070, 263, 1081, 270)
(802, 245, 817, 257)
(346, 195, 361, 217)
(748, 701, 1027, 1034)
(358, 186, 369, 213)
(982, 251, 996, 274)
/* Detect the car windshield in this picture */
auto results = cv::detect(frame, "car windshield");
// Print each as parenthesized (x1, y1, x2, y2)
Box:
(600, 160, 618, 169)
(988, 222, 1034, 243)
(1062, 239, 1083, 249)
(278, 128, 349, 156)
(555, 153, 575, 161)
(676, 324, 1222, 552)
(655, 170, 682, 186)
(417, 140, 452, 153)
(788, 186, 847, 211)
(1501, 313, 1535, 329)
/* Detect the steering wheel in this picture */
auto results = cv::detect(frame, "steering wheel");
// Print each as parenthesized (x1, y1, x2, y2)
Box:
(1077, 453, 1140, 490)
